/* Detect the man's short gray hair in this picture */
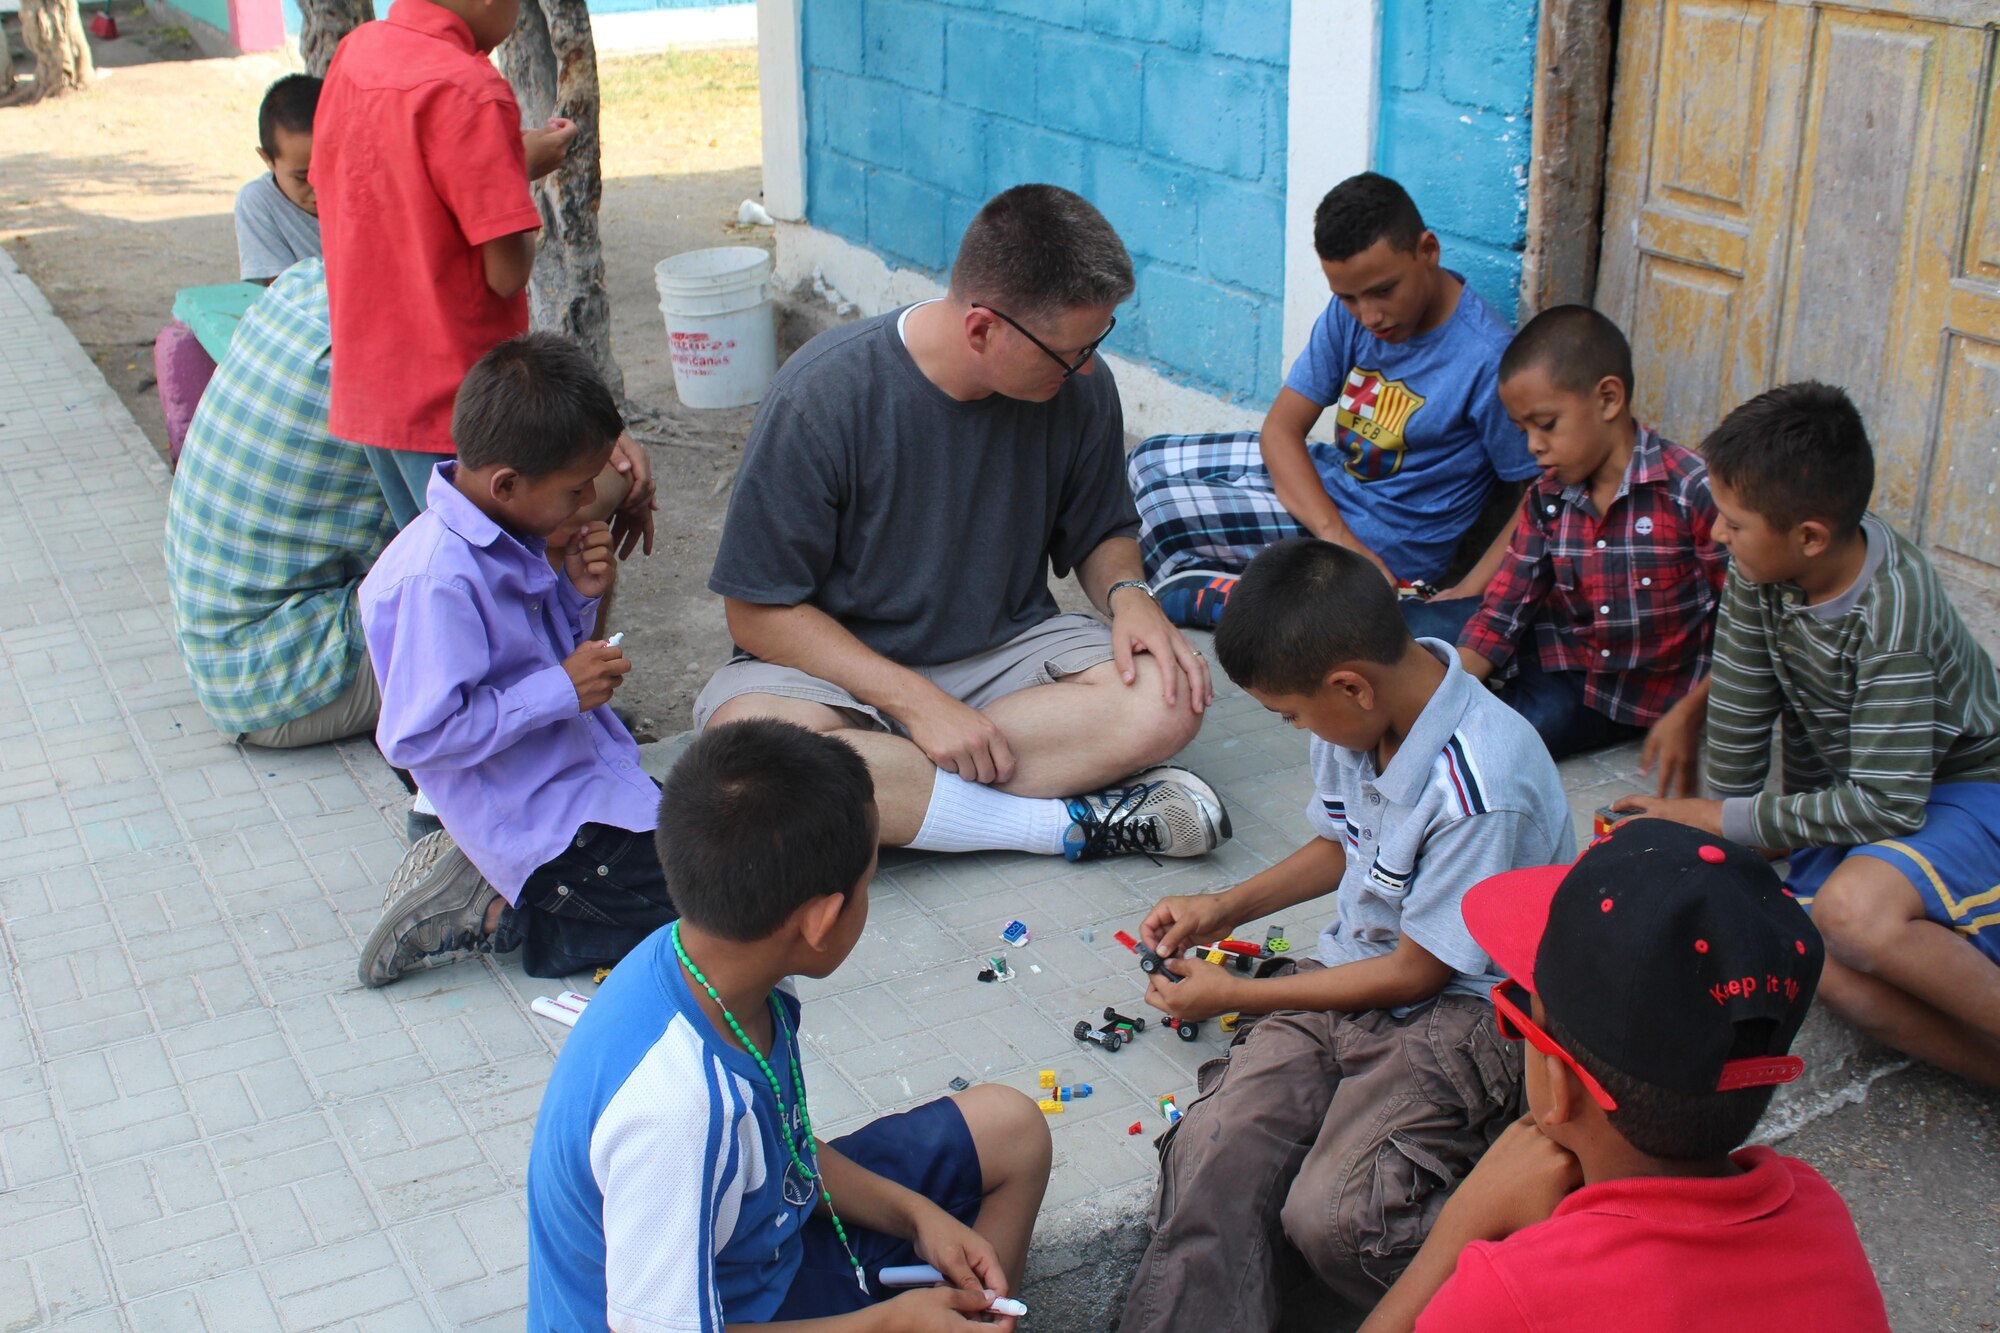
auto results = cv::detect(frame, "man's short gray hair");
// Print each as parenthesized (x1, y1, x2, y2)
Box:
(948, 184, 1135, 322)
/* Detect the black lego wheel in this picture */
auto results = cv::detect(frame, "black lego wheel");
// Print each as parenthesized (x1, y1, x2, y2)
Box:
(1174, 1020, 1200, 1041)
(1073, 1021, 1091, 1041)
(1104, 1031, 1125, 1052)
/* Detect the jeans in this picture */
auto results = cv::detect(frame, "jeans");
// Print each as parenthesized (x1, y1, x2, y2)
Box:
(493, 822, 678, 978)
(1399, 598, 1645, 761)
(363, 445, 447, 531)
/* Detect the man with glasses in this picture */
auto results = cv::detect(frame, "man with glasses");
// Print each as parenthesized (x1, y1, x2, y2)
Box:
(695, 184, 1229, 863)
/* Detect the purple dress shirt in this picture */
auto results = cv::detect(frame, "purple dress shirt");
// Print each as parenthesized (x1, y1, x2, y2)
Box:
(359, 464, 658, 901)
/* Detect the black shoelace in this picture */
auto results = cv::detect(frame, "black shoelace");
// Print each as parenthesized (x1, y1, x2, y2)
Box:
(1072, 783, 1165, 861)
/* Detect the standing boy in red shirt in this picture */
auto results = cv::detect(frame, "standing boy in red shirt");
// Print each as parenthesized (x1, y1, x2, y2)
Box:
(311, 0, 579, 528)
(1358, 820, 1890, 1333)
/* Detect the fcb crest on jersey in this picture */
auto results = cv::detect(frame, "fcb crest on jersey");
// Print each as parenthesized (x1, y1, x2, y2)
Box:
(1333, 368, 1427, 481)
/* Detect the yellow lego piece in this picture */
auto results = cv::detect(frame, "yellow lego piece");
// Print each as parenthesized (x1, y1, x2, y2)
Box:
(1219, 1013, 1241, 1032)
(1038, 1070, 1057, 1089)
(1204, 948, 1225, 966)
(1037, 1098, 1066, 1114)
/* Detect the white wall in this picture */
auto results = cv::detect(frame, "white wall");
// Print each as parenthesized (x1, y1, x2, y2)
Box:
(1282, 0, 1380, 369)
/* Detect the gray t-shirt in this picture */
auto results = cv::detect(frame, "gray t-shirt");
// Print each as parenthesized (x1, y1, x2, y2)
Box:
(234, 174, 323, 282)
(709, 308, 1139, 666)
(1308, 640, 1576, 999)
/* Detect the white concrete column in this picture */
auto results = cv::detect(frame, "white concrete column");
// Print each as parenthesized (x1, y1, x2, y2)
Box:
(757, 0, 807, 221)
(1283, 0, 1380, 368)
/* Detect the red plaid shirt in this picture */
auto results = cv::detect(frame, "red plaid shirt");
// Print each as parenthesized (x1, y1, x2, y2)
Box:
(1459, 428, 1726, 727)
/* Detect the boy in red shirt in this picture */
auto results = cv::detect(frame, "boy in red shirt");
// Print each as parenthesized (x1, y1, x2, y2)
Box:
(1360, 820, 1890, 1333)
(310, 0, 580, 528)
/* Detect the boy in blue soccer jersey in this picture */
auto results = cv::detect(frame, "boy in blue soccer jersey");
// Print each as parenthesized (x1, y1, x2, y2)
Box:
(526, 719, 1051, 1332)
(1129, 173, 1538, 628)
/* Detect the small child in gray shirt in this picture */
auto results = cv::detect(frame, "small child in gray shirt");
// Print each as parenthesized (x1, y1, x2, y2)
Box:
(1121, 538, 1575, 1331)
(234, 74, 324, 283)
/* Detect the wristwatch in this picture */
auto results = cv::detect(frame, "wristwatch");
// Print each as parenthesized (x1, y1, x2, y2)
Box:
(1106, 578, 1155, 608)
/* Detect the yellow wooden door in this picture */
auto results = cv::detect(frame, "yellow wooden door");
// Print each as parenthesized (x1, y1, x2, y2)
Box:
(1597, 0, 2000, 581)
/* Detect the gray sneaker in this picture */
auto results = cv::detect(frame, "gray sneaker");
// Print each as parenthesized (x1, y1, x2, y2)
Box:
(1063, 765, 1231, 862)
(357, 830, 498, 987)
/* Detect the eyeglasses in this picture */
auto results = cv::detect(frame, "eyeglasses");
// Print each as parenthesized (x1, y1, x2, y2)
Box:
(1491, 980, 1620, 1112)
(972, 303, 1116, 379)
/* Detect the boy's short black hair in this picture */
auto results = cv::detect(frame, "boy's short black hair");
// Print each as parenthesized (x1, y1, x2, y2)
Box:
(452, 333, 625, 476)
(1547, 1013, 1778, 1160)
(258, 74, 322, 159)
(1701, 381, 1873, 537)
(657, 720, 877, 942)
(1499, 304, 1635, 398)
(1214, 538, 1411, 695)
(948, 184, 1136, 323)
(1313, 172, 1426, 262)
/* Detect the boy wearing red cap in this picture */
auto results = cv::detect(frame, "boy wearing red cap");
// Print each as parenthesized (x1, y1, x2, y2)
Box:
(1360, 819, 1889, 1333)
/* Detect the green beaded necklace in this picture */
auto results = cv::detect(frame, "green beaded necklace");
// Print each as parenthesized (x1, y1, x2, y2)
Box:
(671, 921, 867, 1296)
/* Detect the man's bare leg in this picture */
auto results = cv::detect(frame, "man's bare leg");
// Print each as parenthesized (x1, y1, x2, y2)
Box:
(1811, 857, 2000, 1085)
(702, 653, 1211, 853)
(701, 694, 942, 845)
(982, 654, 1201, 797)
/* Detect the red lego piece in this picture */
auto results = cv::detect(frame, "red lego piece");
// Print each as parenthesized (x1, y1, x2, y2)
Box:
(1127, 1121, 1144, 1135)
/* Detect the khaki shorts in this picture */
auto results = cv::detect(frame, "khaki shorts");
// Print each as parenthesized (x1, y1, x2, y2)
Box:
(693, 612, 1116, 733)
(239, 655, 381, 749)
(1120, 960, 1522, 1325)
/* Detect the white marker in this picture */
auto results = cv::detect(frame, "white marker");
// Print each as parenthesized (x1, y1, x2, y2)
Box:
(877, 1267, 1026, 1318)
(606, 632, 625, 648)
(530, 991, 592, 1028)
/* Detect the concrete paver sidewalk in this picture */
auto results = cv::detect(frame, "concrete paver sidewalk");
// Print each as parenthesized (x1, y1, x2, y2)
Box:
(0, 248, 1977, 1331)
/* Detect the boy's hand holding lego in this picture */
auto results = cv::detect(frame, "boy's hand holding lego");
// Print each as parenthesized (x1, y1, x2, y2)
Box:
(523, 116, 578, 181)
(563, 639, 629, 711)
(1140, 891, 1241, 961)
(1609, 795, 1724, 837)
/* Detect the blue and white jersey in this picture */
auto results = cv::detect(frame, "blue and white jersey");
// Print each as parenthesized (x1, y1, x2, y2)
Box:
(1306, 639, 1576, 999)
(527, 927, 818, 1332)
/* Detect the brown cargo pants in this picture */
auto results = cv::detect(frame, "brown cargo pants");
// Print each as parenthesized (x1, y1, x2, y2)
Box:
(1119, 964, 1522, 1331)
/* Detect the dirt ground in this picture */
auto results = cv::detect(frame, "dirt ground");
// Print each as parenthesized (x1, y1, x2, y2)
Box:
(0, 17, 768, 733)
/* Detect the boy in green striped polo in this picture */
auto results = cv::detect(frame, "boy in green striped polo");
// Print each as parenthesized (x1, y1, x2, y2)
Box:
(1618, 382, 2000, 1086)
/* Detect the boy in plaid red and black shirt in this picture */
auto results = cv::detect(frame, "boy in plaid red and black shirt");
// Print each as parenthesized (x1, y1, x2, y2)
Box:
(1403, 306, 1725, 779)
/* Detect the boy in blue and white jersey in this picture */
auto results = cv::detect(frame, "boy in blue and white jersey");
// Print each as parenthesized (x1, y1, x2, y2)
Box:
(526, 719, 1051, 1332)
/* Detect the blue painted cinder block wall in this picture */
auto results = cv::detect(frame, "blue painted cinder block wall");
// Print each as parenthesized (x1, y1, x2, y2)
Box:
(800, 0, 1540, 404)
(1378, 0, 1538, 324)
(802, 0, 1291, 405)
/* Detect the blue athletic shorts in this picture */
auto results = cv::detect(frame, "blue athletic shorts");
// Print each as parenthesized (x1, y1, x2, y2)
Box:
(771, 1096, 986, 1319)
(1785, 782, 2000, 964)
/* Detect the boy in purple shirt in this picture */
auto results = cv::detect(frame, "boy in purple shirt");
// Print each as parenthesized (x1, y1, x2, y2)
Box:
(354, 333, 673, 987)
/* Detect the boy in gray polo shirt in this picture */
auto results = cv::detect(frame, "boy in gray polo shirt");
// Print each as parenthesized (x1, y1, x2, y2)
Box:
(235, 75, 324, 283)
(1121, 538, 1574, 1330)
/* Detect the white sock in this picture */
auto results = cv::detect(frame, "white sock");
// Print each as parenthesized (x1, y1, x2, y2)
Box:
(908, 770, 1072, 856)
(411, 790, 438, 818)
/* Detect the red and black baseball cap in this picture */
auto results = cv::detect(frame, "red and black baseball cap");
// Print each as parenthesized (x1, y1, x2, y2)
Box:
(1463, 819, 1823, 1097)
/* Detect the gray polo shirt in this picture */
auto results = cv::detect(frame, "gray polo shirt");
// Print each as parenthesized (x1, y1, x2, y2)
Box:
(234, 174, 323, 282)
(1309, 640, 1577, 999)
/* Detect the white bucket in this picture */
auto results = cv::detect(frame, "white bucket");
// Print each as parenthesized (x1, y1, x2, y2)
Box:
(653, 246, 778, 409)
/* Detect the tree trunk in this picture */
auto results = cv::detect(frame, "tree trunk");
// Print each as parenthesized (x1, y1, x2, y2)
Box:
(298, 0, 371, 78)
(18, 0, 93, 101)
(500, 0, 623, 401)
(1, 15, 18, 99)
